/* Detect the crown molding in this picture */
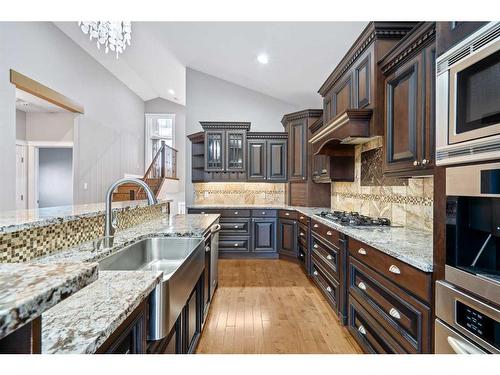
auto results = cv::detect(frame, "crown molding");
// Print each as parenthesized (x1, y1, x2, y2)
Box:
(200, 121, 251, 131)
(281, 109, 323, 126)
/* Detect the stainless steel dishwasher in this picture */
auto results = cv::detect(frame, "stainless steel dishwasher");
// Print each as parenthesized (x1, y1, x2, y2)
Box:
(209, 221, 221, 300)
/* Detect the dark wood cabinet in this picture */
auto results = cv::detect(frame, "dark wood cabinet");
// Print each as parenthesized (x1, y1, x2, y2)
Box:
(184, 284, 201, 354)
(205, 130, 225, 172)
(225, 130, 246, 172)
(252, 218, 276, 253)
(247, 134, 287, 182)
(380, 22, 436, 177)
(278, 217, 297, 257)
(288, 119, 308, 181)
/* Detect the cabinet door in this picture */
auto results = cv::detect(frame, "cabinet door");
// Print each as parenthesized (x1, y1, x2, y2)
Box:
(226, 130, 246, 172)
(252, 218, 276, 253)
(247, 140, 267, 181)
(278, 218, 297, 257)
(205, 131, 225, 171)
(288, 120, 307, 181)
(384, 57, 422, 174)
(267, 139, 287, 181)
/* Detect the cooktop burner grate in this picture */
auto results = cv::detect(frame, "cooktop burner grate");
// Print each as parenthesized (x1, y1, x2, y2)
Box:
(315, 211, 391, 227)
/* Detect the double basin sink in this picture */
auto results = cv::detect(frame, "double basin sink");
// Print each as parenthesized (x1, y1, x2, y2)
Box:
(98, 237, 205, 341)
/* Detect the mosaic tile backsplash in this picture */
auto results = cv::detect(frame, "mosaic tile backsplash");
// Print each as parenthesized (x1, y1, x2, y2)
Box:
(0, 203, 169, 263)
(331, 137, 433, 231)
(193, 183, 286, 206)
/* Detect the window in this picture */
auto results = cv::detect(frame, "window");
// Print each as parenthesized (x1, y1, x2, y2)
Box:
(145, 113, 175, 168)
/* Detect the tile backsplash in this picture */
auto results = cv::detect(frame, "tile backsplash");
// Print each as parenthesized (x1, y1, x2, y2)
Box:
(331, 137, 433, 231)
(193, 182, 286, 206)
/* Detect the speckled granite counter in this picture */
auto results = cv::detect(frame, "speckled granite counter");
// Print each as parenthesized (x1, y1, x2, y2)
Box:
(0, 199, 172, 234)
(36, 214, 219, 265)
(188, 204, 433, 272)
(0, 262, 98, 339)
(42, 271, 162, 354)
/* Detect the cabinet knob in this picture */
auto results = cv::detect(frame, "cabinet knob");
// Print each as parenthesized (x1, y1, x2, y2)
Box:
(326, 231, 332, 236)
(302, 177, 306, 180)
(234, 211, 239, 215)
(285, 212, 290, 216)
(313, 271, 318, 276)
(358, 281, 367, 291)
(234, 225, 239, 229)
(358, 248, 367, 255)
(300, 216, 304, 220)
(389, 265, 401, 274)
(358, 325, 367, 335)
(326, 254, 333, 260)
(234, 243, 239, 247)
(313, 244, 319, 249)
(313, 224, 319, 228)
(422, 159, 428, 165)
(413, 160, 420, 167)
(201, 211, 205, 215)
(389, 308, 401, 320)
(326, 286, 332, 292)
(262, 211, 266, 215)
(300, 232, 305, 237)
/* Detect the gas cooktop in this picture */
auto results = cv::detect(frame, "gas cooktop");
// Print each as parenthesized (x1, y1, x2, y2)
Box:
(315, 211, 391, 227)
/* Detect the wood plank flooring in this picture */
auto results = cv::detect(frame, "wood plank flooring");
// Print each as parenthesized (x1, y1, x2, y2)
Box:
(196, 259, 362, 354)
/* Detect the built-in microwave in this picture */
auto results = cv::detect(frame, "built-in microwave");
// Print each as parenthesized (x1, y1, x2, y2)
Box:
(436, 22, 500, 166)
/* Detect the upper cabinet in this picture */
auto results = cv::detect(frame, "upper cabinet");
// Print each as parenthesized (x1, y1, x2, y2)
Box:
(379, 22, 436, 177)
(247, 133, 287, 182)
(201, 122, 250, 175)
(316, 22, 417, 146)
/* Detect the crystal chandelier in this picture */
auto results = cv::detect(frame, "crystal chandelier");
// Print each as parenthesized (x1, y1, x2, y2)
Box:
(78, 21, 132, 58)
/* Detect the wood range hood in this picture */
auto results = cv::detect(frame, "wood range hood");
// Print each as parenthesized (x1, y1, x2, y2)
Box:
(309, 109, 373, 183)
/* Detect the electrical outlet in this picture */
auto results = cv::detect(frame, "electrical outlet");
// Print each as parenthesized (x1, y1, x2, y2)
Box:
(83, 182, 88, 190)
(204, 191, 209, 198)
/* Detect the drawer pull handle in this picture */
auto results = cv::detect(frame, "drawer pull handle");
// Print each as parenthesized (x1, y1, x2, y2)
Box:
(300, 232, 305, 237)
(326, 286, 332, 292)
(389, 308, 401, 320)
(313, 271, 318, 276)
(300, 216, 304, 220)
(313, 224, 319, 228)
(326, 231, 332, 236)
(326, 255, 333, 260)
(358, 248, 367, 255)
(285, 212, 290, 216)
(262, 211, 266, 215)
(357, 282, 367, 290)
(358, 325, 367, 335)
(234, 243, 239, 247)
(313, 244, 319, 249)
(234, 225, 239, 228)
(389, 265, 401, 274)
(234, 211, 239, 215)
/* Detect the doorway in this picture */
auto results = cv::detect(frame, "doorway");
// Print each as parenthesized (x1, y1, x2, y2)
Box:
(38, 148, 73, 208)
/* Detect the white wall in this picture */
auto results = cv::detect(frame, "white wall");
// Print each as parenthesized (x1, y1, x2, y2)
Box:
(145, 97, 186, 214)
(15, 110, 27, 141)
(185, 69, 299, 204)
(0, 22, 145, 210)
(25, 112, 74, 143)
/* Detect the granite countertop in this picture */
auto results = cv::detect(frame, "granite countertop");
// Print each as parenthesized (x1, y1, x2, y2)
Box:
(0, 199, 172, 234)
(42, 270, 162, 354)
(36, 213, 220, 264)
(0, 262, 98, 339)
(188, 204, 433, 272)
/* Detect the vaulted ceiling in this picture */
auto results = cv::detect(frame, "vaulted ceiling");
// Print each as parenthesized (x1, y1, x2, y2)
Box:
(56, 22, 368, 108)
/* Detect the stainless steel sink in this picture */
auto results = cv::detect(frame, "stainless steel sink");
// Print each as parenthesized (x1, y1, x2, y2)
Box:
(99, 237, 205, 341)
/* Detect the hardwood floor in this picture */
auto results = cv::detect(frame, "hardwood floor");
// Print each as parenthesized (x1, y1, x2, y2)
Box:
(197, 259, 362, 354)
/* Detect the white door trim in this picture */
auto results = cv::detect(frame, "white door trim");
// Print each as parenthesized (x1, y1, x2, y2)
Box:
(144, 113, 176, 170)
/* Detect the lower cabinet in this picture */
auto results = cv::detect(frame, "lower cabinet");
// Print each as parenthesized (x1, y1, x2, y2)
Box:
(278, 218, 297, 257)
(147, 273, 205, 354)
(252, 218, 276, 253)
(98, 300, 148, 354)
(311, 259, 340, 313)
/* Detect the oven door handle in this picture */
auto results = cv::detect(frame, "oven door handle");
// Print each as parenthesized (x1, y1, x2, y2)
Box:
(447, 336, 484, 354)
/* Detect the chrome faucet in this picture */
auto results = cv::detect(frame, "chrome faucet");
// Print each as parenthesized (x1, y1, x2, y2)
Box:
(98, 178, 158, 249)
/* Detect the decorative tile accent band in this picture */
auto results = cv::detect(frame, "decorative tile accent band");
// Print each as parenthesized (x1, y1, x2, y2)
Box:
(331, 191, 433, 206)
(0, 203, 168, 263)
(193, 182, 286, 206)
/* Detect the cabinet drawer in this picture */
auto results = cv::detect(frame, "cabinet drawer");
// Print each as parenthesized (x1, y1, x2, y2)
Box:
(348, 296, 406, 354)
(311, 235, 339, 281)
(298, 213, 309, 225)
(349, 257, 431, 353)
(219, 236, 250, 253)
(219, 218, 251, 235)
(348, 238, 432, 303)
(298, 223, 308, 244)
(220, 209, 250, 218)
(251, 209, 277, 218)
(188, 208, 218, 215)
(311, 259, 340, 312)
(279, 210, 298, 220)
(311, 219, 339, 245)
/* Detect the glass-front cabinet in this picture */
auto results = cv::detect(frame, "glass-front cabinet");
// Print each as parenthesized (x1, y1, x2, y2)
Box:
(205, 130, 225, 171)
(225, 130, 246, 171)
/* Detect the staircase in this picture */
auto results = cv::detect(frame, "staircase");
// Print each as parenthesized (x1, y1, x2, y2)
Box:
(112, 143, 178, 202)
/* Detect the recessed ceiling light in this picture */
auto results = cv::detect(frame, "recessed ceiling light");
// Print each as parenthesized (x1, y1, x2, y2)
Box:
(257, 53, 269, 64)
(168, 89, 175, 95)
